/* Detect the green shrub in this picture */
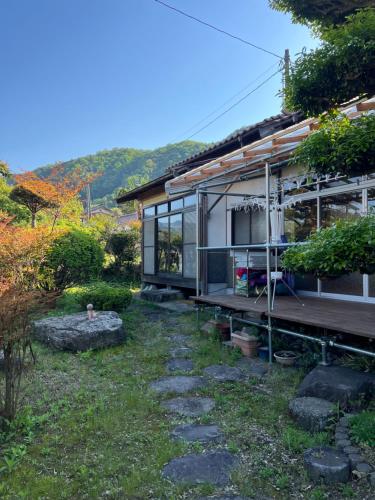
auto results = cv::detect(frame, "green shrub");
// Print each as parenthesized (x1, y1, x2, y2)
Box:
(282, 216, 375, 279)
(106, 229, 140, 271)
(63, 282, 132, 312)
(294, 114, 375, 177)
(44, 230, 104, 289)
(350, 411, 375, 447)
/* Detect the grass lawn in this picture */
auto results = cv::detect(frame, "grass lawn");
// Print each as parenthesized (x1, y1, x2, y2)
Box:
(0, 300, 373, 499)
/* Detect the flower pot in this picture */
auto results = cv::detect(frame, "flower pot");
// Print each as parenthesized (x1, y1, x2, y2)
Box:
(258, 346, 269, 362)
(274, 350, 298, 367)
(201, 320, 231, 341)
(231, 331, 258, 358)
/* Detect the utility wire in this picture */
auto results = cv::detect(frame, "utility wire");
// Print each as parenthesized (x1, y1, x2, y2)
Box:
(186, 68, 282, 140)
(154, 0, 283, 60)
(173, 61, 280, 141)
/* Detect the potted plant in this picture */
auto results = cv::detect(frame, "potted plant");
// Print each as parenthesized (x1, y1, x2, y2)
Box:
(274, 350, 299, 367)
(231, 326, 259, 357)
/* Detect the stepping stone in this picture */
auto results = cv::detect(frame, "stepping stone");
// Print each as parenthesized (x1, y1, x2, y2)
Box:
(161, 397, 215, 417)
(297, 365, 375, 408)
(236, 358, 268, 379)
(289, 397, 336, 432)
(304, 446, 350, 484)
(203, 364, 245, 382)
(168, 334, 191, 345)
(171, 424, 223, 443)
(170, 347, 193, 358)
(150, 376, 207, 394)
(162, 450, 238, 486)
(166, 359, 194, 373)
(197, 497, 249, 500)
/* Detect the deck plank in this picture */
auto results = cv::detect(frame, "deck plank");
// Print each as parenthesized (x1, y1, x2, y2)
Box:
(193, 295, 375, 340)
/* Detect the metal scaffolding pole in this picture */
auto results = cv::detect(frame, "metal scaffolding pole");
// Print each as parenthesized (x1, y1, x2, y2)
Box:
(196, 189, 200, 298)
(265, 162, 273, 364)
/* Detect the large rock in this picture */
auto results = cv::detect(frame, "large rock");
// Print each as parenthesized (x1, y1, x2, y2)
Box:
(289, 397, 336, 432)
(162, 451, 238, 486)
(297, 365, 375, 408)
(304, 446, 350, 484)
(33, 312, 125, 352)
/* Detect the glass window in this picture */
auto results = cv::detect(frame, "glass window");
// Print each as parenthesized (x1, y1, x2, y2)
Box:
(184, 194, 196, 207)
(157, 216, 169, 273)
(143, 247, 155, 275)
(169, 214, 183, 273)
(233, 208, 266, 245)
(183, 244, 196, 278)
(170, 198, 183, 211)
(367, 188, 375, 214)
(320, 191, 363, 296)
(143, 206, 155, 218)
(321, 191, 362, 227)
(183, 211, 196, 244)
(157, 203, 168, 215)
(284, 199, 317, 242)
(143, 220, 155, 247)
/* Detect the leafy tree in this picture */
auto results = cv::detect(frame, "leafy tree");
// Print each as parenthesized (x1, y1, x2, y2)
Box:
(106, 228, 140, 271)
(284, 9, 375, 115)
(0, 177, 30, 225)
(269, 0, 373, 26)
(0, 161, 10, 177)
(294, 113, 375, 176)
(44, 230, 104, 289)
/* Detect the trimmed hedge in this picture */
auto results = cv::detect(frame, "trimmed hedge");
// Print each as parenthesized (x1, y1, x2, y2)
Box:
(63, 282, 132, 312)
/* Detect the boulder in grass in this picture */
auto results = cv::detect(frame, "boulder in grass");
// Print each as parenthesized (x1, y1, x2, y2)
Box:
(297, 365, 375, 408)
(289, 397, 336, 432)
(304, 446, 350, 484)
(33, 311, 125, 352)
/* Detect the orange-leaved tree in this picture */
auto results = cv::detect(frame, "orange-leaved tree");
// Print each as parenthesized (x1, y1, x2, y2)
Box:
(10, 164, 99, 228)
(0, 210, 58, 422)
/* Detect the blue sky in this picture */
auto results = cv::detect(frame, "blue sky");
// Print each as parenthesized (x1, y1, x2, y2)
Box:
(0, 0, 319, 172)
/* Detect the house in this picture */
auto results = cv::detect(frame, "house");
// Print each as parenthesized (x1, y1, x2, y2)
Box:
(117, 112, 303, 291)
(165, 96, 375, 360)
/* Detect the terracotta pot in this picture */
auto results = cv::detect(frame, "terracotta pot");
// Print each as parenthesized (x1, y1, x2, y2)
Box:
(201, 320, 231, 341)
(231, 332, 258, 358)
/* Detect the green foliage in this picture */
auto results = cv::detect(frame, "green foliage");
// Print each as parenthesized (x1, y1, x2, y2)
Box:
(36, 141, 206, 207)
(269, 0, 373, 26)
(281, 426, 329, 453)
(285, 9, 375, 115)
(350, 410, 375, 447)
(62, 281, 132, 312)
(44, 230, 104, 289)
(0, 160, 10, 177)
(282, 215, 375, 279)
(294, 114, 375, 176)
(106, 229, 140, 270)
(0, 178, 30, 224)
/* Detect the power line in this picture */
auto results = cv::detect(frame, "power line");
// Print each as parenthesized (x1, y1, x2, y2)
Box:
(174, 61, 280, 141)
(186, 68, 282, 140)
(154, 0, 283, 60)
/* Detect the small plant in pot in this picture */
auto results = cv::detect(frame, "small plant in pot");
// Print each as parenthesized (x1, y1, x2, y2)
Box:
(274, 350, 299, 367)
(231, 326, 259, 358)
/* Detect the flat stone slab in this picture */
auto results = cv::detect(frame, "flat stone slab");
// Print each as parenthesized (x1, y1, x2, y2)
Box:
(289, 397, 336, 432)
(304, 446, 350, 484)
(197, 497, 249, 500)
(297, 365, 375, 408)
(162, 451, 238, 486)
(150, 376, 207, 394)
(166, 359, 194, 373)
(167, 334, 191, 345)
(203, 364, 245, 382)
(161, 397, 215, 417)
(140, 289, 183, 303)
(170, 347, 193, 358)
(171, 424, 223, 443)
(33, 312, 125, 352)
(236, 358, 268, 379)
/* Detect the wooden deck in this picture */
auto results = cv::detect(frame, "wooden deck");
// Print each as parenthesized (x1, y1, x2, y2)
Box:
(193, 294, 375, 340)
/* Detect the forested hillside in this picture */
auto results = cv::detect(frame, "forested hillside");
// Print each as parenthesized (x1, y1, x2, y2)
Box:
(35, 141, 206, 207)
